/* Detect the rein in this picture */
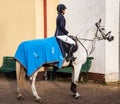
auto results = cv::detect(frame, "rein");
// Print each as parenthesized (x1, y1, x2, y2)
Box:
(75, 37, 96, 56)
(76, 38, 89, 56)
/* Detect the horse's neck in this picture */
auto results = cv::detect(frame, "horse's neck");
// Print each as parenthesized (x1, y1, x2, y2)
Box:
(80, 40, 95, 55)
(79, 27, 96, 55)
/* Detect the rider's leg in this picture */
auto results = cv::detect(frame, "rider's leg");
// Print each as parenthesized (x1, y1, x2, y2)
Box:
(57, 35, 76, 61)
(66, 44, 75, 61)
(56, 35, 76, 45)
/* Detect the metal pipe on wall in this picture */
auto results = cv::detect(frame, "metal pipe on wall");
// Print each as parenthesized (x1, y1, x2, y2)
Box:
(43, 0, 47, 38)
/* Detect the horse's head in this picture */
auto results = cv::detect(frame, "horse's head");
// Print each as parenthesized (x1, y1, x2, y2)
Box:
(75, 19, 114, 56)
(95, 19, 114, 42)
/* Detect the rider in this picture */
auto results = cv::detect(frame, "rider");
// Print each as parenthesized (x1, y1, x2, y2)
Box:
(55, 4, 76, 61)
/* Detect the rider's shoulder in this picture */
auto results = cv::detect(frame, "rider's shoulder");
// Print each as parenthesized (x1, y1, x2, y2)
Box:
(58, 13, 64, 18)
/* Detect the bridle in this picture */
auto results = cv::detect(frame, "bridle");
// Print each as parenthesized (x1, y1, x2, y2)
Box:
(73, 19, 114, 56)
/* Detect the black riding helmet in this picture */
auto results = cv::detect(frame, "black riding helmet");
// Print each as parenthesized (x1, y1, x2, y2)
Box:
(57, 4, 67, 13)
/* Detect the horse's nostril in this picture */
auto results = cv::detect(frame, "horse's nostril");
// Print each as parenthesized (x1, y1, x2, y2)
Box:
(110, 36, 114, 41)
(111, 36, 114, 40)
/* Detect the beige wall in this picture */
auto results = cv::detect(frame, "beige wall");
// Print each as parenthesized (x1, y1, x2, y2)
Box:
(0, 0, 58, 66)
(35, 0, 44, 38)
(47, 0, 58, 37)
(0, 0, 36, 65)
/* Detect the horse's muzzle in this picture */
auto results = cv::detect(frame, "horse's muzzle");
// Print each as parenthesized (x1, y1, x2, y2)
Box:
(107, 36, 114, 42)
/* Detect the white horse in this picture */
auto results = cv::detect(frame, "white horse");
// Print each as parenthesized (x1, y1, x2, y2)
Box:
(15, 19, 114, 102)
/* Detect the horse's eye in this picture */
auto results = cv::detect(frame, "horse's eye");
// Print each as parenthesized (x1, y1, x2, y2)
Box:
(101, 28, 105, 30)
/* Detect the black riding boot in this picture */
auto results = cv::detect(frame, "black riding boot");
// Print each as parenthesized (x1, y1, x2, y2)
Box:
(66, 44, 75, 62)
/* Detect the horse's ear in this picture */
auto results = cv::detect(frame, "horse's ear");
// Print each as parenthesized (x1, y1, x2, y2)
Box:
(98, 18, 101, 24)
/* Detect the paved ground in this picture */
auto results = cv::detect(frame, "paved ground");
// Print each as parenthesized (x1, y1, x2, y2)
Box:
(0, 75, 120, 104)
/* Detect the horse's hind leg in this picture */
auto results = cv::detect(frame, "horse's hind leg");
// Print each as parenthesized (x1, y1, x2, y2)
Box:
(30, 71, 41, 102)
(16, 61, 23, 99)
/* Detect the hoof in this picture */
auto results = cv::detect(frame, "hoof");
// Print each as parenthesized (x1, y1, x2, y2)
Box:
(17, 93, 24, 100)
(73, 93, 80, 99)
(74, 95, 80, 99)
(35, 97, 42, 103)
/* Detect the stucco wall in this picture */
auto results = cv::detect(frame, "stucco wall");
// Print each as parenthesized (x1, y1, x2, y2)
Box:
(105, 0, 119, 82)
(0, 0, 35, 66)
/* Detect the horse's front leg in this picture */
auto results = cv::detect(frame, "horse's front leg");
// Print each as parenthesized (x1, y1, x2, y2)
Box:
(30, 71, 41, 102)
(71, 63, 82, 99)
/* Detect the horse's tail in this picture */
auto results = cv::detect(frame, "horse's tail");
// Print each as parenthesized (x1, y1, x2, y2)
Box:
(16, 61, 27, 89)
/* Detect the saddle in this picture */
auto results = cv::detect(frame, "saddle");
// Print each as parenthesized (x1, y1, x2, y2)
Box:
(57, 36, 78, 58)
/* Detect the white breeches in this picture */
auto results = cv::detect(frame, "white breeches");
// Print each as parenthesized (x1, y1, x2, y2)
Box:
(57, 35, 76, 45)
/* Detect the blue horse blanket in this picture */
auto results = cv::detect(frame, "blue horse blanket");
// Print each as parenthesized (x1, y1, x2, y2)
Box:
(14, 36, 64, 76)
